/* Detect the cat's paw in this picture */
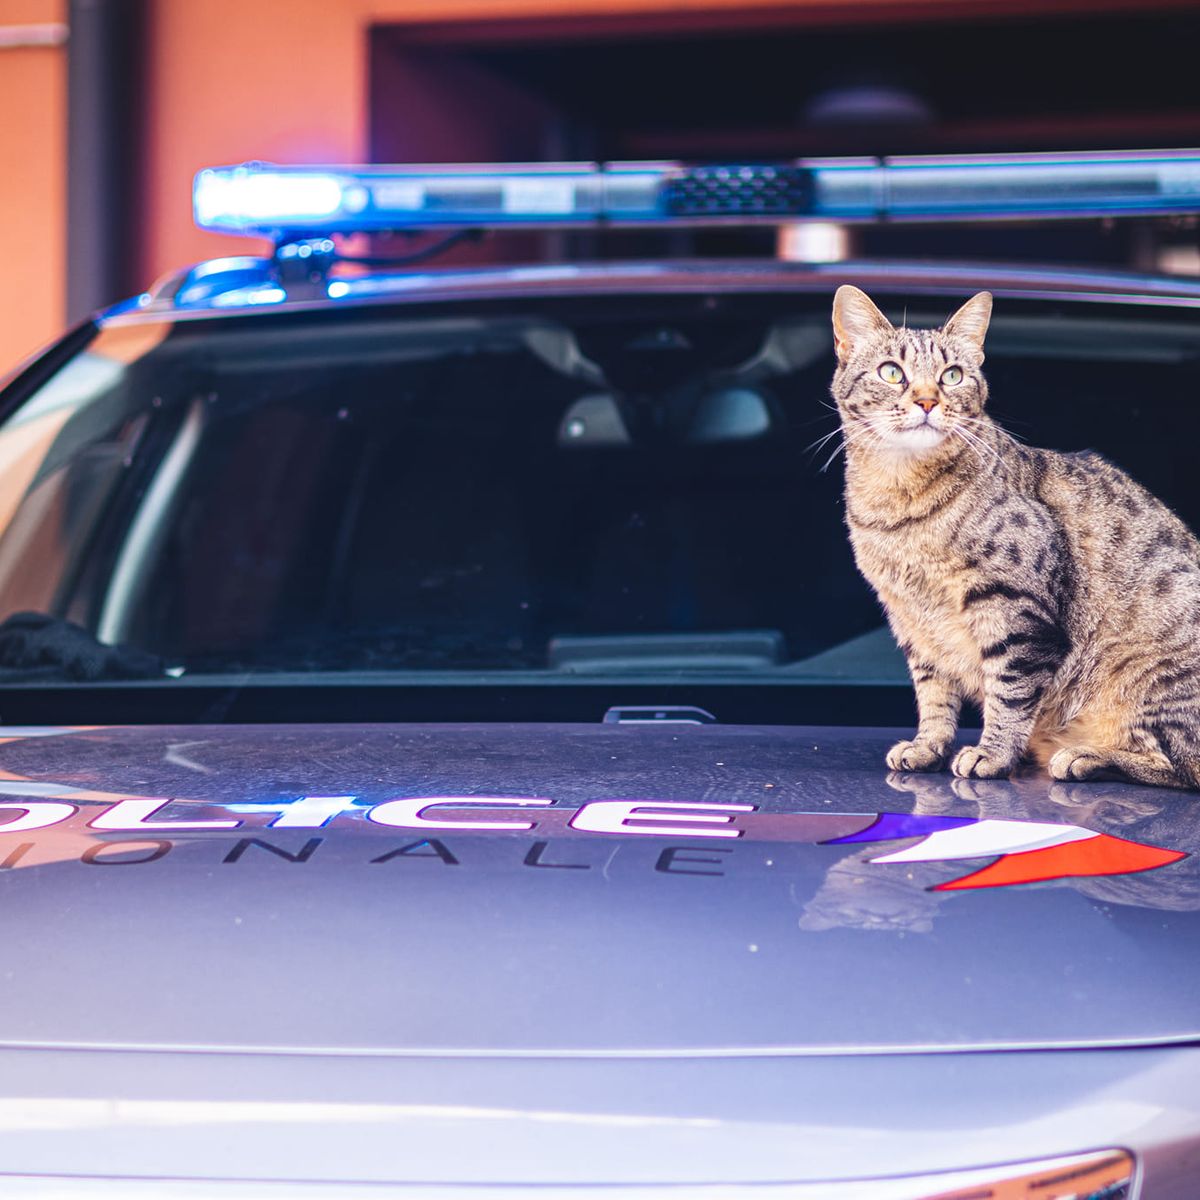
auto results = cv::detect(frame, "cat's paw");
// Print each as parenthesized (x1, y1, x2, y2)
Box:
(885, 740, 948, 772)
(950, 745, 1014, 779)
(1048, 747, 1107, 781)
(950, 775, 1012, 804)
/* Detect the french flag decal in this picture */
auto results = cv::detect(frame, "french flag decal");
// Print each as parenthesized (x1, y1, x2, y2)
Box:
(828, 813, 1186, 891)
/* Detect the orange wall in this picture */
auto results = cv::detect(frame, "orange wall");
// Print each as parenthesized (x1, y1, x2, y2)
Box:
(0, 0, 66, 377)
(141, 0, 368, 288)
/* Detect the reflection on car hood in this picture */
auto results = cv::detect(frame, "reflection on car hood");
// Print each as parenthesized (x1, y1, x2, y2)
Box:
(0, 722, 1195, 1057)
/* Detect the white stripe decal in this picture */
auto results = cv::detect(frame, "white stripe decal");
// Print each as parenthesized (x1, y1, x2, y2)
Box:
(0, 780, 88, 798)
(0, 727, 93, 739)
(869, 819, 1097, 864)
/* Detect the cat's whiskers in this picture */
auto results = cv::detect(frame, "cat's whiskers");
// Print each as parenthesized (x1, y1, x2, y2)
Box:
(819, 442, 851, 473)
(948, 423, 998, 468)
(820, 432, 862, 472)
(820, 416, 884, 472)
(798, 404, 843, 430)
(949, 426, 989, 468)
(957, 413, 1023, 451)
(963, 426, 1004, 465)
(948, 419, 990, 451)
(805, 425, 848, 457)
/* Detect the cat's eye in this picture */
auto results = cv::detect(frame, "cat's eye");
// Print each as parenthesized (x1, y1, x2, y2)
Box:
(877, 362, 905, 385)
(941, 366, 964, 386)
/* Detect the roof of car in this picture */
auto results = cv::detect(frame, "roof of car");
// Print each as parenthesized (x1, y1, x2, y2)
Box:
(104, 256, 1200, 324)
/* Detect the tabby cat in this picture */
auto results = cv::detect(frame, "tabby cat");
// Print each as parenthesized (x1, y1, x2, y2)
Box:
(830, 284, 1200, 789)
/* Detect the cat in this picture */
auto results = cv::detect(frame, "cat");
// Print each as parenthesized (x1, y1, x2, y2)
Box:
(830, 284, 1200, 789)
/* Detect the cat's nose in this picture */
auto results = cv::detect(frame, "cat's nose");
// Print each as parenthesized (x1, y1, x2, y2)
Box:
(913, 394, 939, 413)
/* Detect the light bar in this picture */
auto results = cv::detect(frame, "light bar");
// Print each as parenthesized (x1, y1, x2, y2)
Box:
(194, 150, 1200, 238)
(813, 149, 1200, 221)
(193, 162, 669, 233)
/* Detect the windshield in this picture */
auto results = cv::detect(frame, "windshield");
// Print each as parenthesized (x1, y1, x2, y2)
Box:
(2, 291, 1199, 719)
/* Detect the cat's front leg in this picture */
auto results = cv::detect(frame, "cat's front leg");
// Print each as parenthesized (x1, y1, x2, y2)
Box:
(887, 659, 961, 772)
(951, 583, 1069, 779)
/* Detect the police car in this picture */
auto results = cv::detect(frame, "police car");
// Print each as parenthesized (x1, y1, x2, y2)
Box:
(0, 152, 1198, 1197)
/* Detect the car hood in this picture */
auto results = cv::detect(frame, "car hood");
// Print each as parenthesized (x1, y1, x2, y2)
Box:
(0, 721, 1196, 1057)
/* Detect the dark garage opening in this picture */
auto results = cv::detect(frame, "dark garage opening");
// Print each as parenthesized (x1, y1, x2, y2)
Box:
(368, 5, 1200, 269)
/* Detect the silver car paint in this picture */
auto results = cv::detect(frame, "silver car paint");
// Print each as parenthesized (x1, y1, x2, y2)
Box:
(0, 723, 1194, 1057)
(0, 722, 1194, 1191)
(0, 1041, 1187, 1190)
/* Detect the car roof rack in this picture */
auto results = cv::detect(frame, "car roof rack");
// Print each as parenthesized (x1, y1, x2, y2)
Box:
(194, 150, 1200, 241)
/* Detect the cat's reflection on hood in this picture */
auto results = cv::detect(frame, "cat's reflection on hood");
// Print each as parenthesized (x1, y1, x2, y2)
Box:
(798, 850, 945, 934)
(798, 771, 1200, 935)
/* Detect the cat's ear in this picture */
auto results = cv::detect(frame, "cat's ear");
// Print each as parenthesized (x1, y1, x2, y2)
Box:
(832, 285, 893, 364)
(943, 291, 993, 349)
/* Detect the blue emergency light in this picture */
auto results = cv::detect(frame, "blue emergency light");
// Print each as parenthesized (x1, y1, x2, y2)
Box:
(193, 151, 1200, 239)
(193, 162, 670, 233)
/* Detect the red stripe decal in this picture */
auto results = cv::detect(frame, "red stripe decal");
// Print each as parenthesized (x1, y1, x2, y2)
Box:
(933, 832, 1187, 892)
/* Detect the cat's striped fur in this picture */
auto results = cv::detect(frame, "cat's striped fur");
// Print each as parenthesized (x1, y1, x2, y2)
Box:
(831, 284, 1200, 789)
